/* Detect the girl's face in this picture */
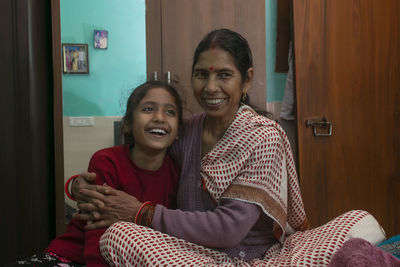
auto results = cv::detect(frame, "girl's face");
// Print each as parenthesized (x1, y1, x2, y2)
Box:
(131, 87, 179, 154)
(191, 48, 253, 122)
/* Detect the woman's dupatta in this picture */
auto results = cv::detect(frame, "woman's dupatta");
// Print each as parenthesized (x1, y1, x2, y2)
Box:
(200, 105, 308, 241)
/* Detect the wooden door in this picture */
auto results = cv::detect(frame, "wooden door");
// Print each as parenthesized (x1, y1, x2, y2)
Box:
(293, 0, 400, 237)
(146, 0, 266, 116)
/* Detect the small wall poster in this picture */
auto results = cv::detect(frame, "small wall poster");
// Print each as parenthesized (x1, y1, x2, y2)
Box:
(94, 30, 108, 49)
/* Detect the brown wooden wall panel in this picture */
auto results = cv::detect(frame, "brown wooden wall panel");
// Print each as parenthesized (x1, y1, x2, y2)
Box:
(293, 0, 400, 237)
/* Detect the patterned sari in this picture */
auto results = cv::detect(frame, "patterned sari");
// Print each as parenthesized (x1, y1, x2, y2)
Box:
(100, 106, 385, 266)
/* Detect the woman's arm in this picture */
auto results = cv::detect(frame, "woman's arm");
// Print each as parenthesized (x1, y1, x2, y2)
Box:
(79, 186, 262, 248)
(79, 185, 142, 230)
(151, 199, 261, 248)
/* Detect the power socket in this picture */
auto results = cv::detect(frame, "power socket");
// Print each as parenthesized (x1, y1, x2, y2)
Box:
(69, 117, 94, 127)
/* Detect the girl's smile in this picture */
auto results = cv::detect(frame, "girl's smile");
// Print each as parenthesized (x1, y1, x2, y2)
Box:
(131, 87, 179, 155)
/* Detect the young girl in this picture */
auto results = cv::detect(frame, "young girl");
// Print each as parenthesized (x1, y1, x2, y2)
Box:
(16, 81, 183, 266)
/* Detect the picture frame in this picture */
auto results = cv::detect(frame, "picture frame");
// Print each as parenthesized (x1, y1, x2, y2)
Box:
(94, 30, 108, 49)
(62, 43, 89, 74)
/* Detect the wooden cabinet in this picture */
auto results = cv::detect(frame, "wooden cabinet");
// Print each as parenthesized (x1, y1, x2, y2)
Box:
(146, 0, 267, 116)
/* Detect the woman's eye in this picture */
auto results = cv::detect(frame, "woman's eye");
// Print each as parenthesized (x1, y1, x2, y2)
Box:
(219, 72, 232, 79)
(194, 71, 208, 79)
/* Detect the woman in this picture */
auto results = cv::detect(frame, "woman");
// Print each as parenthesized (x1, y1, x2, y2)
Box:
(72, 29, 385, 266)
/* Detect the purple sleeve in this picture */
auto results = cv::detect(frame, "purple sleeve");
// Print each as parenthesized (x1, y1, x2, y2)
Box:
(151, 199, 261, 248)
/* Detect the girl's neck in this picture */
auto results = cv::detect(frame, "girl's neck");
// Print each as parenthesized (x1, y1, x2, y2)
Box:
(130, 146, 167, 171)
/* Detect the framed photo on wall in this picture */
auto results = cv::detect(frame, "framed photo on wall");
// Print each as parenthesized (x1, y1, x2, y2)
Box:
(62, 43, 89, 74)
(94, 30, 108, 49)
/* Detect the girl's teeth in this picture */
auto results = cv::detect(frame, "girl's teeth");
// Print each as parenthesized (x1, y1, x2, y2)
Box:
(149, 128, 166, 135)
(205, 99, 224, 105)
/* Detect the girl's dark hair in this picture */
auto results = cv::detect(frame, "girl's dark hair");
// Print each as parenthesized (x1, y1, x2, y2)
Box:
(191, 28, 271, 118)
(121, 80, 183, 144)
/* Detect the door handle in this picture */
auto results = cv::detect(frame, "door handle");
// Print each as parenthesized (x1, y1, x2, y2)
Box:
(305, 116, 333, 137)
(166, 71, 171, 84)
(153, 71, 158, 81)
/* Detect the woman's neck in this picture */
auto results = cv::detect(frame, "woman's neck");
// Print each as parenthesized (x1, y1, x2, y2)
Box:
(203, 116, 231, 140)
(203, 105, 240, 139)
(201, 110, 238, 157)
(130, 146, 167, 171)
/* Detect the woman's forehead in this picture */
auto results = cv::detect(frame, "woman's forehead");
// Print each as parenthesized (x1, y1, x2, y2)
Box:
(195, 49, 236, 69)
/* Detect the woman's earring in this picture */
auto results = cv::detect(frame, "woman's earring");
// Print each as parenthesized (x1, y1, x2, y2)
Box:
(241, 93, 247, 102)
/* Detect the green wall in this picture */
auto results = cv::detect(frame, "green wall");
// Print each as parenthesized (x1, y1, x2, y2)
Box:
(61, 0, 146, 116)
(61, 0, 286, 116)
(266, 0, 288, 102)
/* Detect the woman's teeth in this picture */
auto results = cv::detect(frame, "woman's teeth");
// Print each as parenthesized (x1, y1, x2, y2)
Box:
(205, 98, 224, 105)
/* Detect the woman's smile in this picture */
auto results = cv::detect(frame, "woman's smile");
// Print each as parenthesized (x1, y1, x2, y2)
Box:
(192, 48, 247, 122)
(203, 98, 227, 107)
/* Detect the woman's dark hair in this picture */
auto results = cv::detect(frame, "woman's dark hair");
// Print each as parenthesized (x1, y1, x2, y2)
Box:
(191, 28, 271, 118)
(121, 80, 183, 144)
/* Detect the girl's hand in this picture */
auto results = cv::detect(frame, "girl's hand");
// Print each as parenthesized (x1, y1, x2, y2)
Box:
(78, 184, 143, 230)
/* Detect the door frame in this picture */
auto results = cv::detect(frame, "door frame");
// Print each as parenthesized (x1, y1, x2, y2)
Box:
(51, 0, 66, 235)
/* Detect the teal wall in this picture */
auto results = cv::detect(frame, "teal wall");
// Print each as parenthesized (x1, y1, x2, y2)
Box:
(266, 0, 288, 102)
(61, 0, 285, 116)
(61, 0, 146, 116)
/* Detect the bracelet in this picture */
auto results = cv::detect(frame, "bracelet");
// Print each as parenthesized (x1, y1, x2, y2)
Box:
(64, 174, 80, 201)
(134, 201, 152, 224)
(136, 203, 156, 227)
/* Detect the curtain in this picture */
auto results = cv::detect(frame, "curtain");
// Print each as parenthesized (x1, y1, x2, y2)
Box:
(0, 0, 55, 264)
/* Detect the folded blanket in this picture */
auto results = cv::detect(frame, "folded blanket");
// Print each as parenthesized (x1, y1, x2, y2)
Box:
(328, 238, 400, 266)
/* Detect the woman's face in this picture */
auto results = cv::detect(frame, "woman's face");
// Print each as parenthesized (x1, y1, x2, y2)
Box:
(191, 48, 252, 122)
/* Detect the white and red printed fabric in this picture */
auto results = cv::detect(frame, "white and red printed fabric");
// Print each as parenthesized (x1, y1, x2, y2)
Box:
(99, 106, 385, 266)
(200, 105, 308, 241)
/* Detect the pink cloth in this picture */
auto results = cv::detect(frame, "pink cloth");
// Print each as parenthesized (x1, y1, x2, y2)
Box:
(329, 238, 400, 267)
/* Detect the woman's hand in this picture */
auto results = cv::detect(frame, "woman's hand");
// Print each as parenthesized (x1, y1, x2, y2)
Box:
(78, 184, 143, 230)
(71, 172, 102, 205)
(71, 172, 106, 219)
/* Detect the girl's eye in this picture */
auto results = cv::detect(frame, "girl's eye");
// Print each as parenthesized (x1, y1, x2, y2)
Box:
(166, 109, 176, 116)
(142, 106, 153, 112)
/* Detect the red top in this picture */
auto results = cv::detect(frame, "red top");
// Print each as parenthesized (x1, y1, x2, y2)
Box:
(47, 145, 180, 266)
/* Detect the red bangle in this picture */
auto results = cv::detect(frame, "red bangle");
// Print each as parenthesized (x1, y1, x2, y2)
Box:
(134, 201, 152, 223)
(64, 174, 80, 201)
